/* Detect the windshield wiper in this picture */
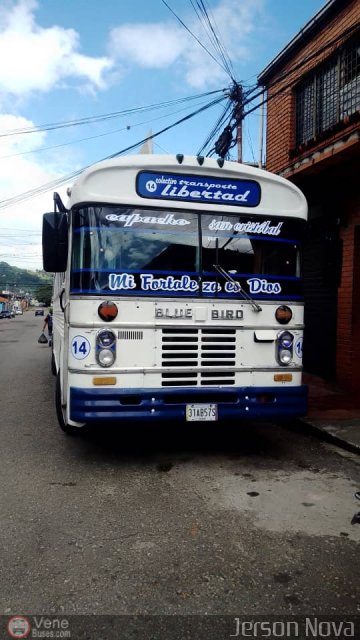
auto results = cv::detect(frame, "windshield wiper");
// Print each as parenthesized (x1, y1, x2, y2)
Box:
(213, 264, 262, 313)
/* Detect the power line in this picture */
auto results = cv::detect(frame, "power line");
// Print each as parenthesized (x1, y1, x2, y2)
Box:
(161, 0, 232, 79)
(245, 120, 256, 165)
(0, 90, 224, 138)
(208, 83, 255, 159)
(0, 95, 216, 160)
(197, 98, 233, 155)
(244, 22, 360, 115)
(206, 23, 360, 160)
(190, 0, 235, 81)
(2, 18, 354, 215)
(0, 94, 226, 210)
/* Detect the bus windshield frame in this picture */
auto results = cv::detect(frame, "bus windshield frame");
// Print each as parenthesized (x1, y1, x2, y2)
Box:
(70, 205, 305, 300)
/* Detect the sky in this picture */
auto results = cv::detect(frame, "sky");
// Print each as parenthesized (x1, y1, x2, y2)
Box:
(0, 0, 326, 273)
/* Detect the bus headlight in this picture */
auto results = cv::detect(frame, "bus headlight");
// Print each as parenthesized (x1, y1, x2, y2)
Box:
(277, 331, 293, 366)
(98, 348, 115, 367)
(96, 329, 116, 367)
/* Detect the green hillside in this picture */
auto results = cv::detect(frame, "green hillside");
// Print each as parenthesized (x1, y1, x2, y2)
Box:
(0, 261, 53, 296)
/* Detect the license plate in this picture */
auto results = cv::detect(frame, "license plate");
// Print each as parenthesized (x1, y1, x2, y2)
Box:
(186, 404, 218, 421)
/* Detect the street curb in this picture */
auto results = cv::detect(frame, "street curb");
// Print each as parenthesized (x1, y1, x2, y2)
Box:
(299, 417, 360, 456)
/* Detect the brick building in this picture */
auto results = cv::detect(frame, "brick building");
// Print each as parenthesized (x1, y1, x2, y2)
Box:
(258, 0, 360, 394)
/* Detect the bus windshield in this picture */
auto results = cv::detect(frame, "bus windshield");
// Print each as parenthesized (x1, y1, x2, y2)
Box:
(71, 206, 303, 298)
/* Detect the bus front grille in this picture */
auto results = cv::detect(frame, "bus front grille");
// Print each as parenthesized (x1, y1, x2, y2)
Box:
(161, 328, 236, 386)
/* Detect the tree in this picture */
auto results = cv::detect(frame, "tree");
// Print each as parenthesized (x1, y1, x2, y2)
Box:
(35, 284, 52, 307)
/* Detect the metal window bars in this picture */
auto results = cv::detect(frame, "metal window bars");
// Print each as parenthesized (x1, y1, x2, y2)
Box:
(295, 35, 360, 147)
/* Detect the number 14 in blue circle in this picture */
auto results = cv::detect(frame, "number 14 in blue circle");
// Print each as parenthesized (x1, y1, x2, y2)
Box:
(72, 336, 90, 360)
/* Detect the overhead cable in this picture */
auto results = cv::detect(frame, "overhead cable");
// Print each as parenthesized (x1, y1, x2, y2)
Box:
(190, 0, 235, 81)
(0, 94, 226, 210)
(0, 95, 216, 160)
(0, 90, 223, 138)
(161, 0, 232, 79)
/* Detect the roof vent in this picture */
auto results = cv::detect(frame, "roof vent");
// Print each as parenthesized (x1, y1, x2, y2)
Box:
(217, 158, 225, 168)
(176, 154, 184, 164)
(197, 156, 204, 166)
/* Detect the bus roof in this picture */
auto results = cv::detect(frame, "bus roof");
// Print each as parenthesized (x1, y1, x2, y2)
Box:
(68, 154, 307, 221)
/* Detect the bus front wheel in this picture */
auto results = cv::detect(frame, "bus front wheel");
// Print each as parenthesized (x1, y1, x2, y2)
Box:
(55, 373, 80, 436)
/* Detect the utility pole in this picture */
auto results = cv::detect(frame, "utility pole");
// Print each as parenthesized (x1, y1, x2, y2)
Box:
(229, 83, 243, 163)
(236, 111, 242, 163)
(214, 82, 244, 161)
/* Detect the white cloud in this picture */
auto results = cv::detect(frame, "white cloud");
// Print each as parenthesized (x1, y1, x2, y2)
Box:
(109, 23, 186, 69)
(0, 114, 57, 190)
(109, 0, 266, 89)
(0, 0, 114, 270)
(0, 113, 46, 153)
(0, 114, 69, 270)
(0, 0, 113, 99)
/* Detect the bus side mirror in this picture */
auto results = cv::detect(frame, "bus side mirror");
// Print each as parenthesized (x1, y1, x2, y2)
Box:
(42, 212, 68, 272)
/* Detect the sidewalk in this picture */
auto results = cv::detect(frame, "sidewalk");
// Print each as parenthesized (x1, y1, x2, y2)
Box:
(301, 373, 360, 454)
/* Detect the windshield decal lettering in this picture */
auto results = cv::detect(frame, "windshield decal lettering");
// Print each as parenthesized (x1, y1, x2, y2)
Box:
(203, 281, 222, 293)
(105, 212, 190, 227)
(140, 274, 198, 292)
(109, 273, 136, 290)
(208, 219, 283, 236)
(107, 273, 283, 296)
(108, 273, 222, 293)
(136, 172, 261, 207)
(247, 278, 282, 294)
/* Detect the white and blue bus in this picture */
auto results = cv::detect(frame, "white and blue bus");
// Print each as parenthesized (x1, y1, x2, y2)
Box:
(42, 154, 308, 433)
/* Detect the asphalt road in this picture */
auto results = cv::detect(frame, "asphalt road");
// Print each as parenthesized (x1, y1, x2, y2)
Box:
(0, 311, 359, 624)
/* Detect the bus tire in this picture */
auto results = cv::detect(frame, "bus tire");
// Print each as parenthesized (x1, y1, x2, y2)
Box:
(55, 373, 79, 436)
(51, 351, 57, 376)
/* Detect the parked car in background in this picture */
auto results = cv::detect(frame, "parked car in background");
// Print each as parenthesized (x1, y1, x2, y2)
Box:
(15, 308, 23, 315)
(0, 310, 14, 319)
(35, 309, 44, 316)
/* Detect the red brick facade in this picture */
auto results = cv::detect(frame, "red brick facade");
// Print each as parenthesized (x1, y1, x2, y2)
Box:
(339, 191, 360, 390)
(258, 0, 360, 393)
(263, 0, 360, 175)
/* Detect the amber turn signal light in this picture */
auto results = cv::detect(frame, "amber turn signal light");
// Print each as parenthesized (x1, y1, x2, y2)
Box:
(274, 374, 293, 382)
(93, 377, 117, 386)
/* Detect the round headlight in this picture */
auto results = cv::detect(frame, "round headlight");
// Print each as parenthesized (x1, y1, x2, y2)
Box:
(97, 329, 116, 348)
(278, 331, 293, 349)
(279, 349, 292, 365)
(98, 349, 115, 367)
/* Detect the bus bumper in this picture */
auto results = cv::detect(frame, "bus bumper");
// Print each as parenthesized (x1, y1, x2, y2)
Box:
(69, 385, 308, 422)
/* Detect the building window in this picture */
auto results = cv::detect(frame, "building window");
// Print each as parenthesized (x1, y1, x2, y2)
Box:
(296, 35, 360, 147)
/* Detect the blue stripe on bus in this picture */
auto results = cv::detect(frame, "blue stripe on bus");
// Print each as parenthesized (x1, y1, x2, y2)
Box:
(73, 227, 197, 234)
(71, 268, 200, 276)
(70, 385, 308, 422)
(69, 288, 303, 300)
(73, 227, 300, 245)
